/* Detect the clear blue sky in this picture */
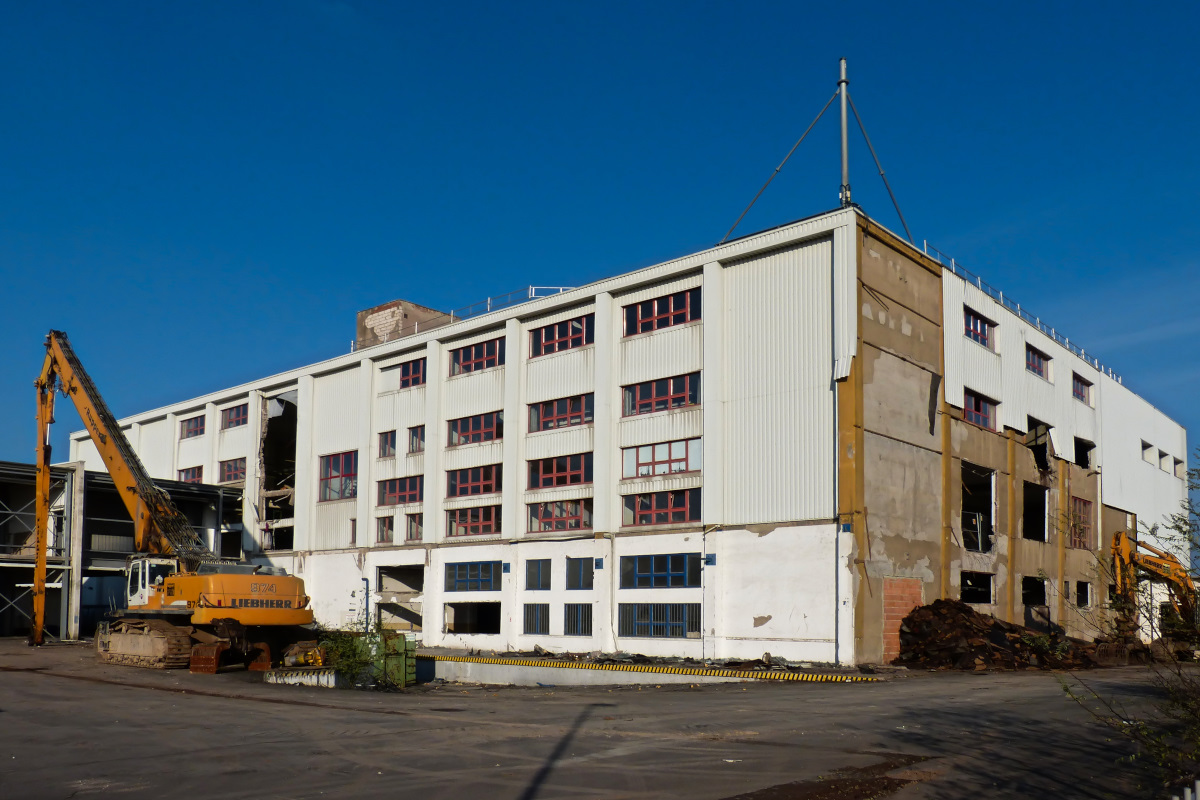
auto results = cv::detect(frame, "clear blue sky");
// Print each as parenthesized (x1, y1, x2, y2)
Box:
(1, 1, 1197, 469)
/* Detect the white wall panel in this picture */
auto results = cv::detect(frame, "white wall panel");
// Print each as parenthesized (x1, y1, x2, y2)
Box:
(526, 347, 594, 403)
(619, 323, 703, 385)
(311, 500, 357, 552)
(524, 426, 594, 461)
(618, 407, 703, 448)
(611, 273, 702, 307)
(442, 441, 505, 471)
(520, 303, 596, 331)
(217, 424, 251, 462)
(722, 238, 835, 524)
(311, 366, 362, 457)
(73, 437, 102, 471)
(374, 386, 426, 436)
(138, 419, 172, 477)
(443, 369, 505, 419)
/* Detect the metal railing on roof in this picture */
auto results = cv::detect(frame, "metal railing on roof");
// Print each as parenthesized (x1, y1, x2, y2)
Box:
(922, 241, 1122, 384)
(448, 286, 575, 322)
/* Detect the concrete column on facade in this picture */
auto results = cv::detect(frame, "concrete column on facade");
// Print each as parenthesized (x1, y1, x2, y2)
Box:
(204, 402, 218, 483)
(700, 261, 724, 658)
(292, 375, 316, 553)
(422, 340, 444, 544)
(244, 389, 264, 553)
(356, 359, 374, 552)
(591, 292, 618, 652)
(66, 461, 86, 640)
(128, 422, 141, 457)
(501, 318, 523, 540)
(165, 413, 178, 478)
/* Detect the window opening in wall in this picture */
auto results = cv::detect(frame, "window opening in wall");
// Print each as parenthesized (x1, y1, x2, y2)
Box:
(447, 465, 502, 496)
(529, 500, 593, 532)
(261, 390, 298, 551)
(319, 451, 358, 502)
(379, 430, 397, 458)
(1076, 581, 1091, 608)
(405, 513, 423, 542)
(445, 602, 501, 634)
(1142, 441, 1155, 464)
(529, 393, 594, 432)
(178, 466, 203, 484)
(447, 505, 501, 536)
(1026, 417, 1053, 472)
(1072, 373, 1092, 405)
(529, 453, 593, 488)
(1074, 438, 1095, 469)
(566, 557, 594, 590)
(1159, 450, 1171, 473)
(378, 565, 424, 632)
(622, 438, 702, 478)
(523, 603, 550, 634)
(408, 425, 425, 453)
(448, 412, 503, 446)
(964, 307, 995, 349)
(1069, 497, 1094, 549)
(376, 517, 394, 544)
(961, 462, 994, 552)
(1025, 345, 1050, 379)
(218, 527, 242, 560)
(221, 403, 249, 430)
(378, 476, 423, 506)
(1175, 458, 1187, 479)
(219, 458, 246, 483)
(445, 561, 502, 591)
(349, 518, 357, 546)
(963, 389, 996, 430)
(526, 559, 551, 590)
(619, 553, 702, 588)
(530, 314, 595, 357)
(180, 414, 205, 439)
(1022, 576, 1047, 606)
(622, 489, 701, 526)
(623, 287, 702, 336)
(564, 603, 593, 636)
(1022, 482, 1047, 542)
(960, 571, 993, 604)
(381, 357, 427, 390)
(450, 337, 505, 375)
(623, 373, 701, 416)
(618, 603, 701, 638)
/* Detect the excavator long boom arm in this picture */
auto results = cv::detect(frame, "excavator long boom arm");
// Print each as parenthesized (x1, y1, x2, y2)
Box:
(1112, 529, 1197, 630)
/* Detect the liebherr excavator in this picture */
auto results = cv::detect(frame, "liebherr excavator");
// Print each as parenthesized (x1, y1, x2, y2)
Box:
(31, 330, 313, 670)
(1110, 529, 1198, 659)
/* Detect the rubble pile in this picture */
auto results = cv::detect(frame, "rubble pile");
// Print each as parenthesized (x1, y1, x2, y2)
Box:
(894, 599, 1096, 671)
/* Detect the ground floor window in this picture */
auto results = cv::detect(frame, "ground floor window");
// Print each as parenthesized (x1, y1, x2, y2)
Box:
(960, 571, 993, 604)
(445, 602, 501, 634)
(523, 603, 550, 635)
(564, 603, 593, 636)
(617, 603, 701, 638)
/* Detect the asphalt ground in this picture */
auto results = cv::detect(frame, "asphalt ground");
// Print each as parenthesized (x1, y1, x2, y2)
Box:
(0, 638, 1173, 800)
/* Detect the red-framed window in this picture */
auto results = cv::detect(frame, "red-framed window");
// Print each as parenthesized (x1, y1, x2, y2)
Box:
(447, 505, 501, 536)
(220, 404, 248, 430)
(180, 415, 205, 439)
(178, 466, 203, 484)
(530, 314, 595, 357)
(529, 393, 594, 432)
(1069, 496, 1094, 549)
(622, 438, 701, 478)
(391, 357, 427, 389)
(218, 457, 246, 483)
(622, 373, 700, 416)
(378, 476, 423, 506)
(1025, 345, 1050, 379)
(377, 516, 395, 544)
(964, 307, 994, 349)
(379, 430, 397, 458)
(450, 337, 505, 375)
(622, 489, 701, 526)
(319, 451, 358, 502)
(448, 411, 503, 446)
(529, 499, 593, 532)
(406, 513, 423, 542)
(447, 464, 502, 497)
(528, 453, 593, 489)
(963, 390, 996, 430)
(1072, 373, 1092, 405)
(623, 287, 701, 336)
(409, 425, 425, 453)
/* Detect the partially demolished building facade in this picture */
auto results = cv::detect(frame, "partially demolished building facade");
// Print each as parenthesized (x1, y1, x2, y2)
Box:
(70, 207, 1188, 663)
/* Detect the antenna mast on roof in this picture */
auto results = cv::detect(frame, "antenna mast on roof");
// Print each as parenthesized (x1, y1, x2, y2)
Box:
(838, 58, 851, 208)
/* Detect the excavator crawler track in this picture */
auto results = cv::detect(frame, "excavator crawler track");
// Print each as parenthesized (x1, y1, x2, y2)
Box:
(96, 618, 193, 670)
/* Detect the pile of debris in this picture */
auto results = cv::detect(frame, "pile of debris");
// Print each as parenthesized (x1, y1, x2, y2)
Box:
(894, 599, 1096, 671)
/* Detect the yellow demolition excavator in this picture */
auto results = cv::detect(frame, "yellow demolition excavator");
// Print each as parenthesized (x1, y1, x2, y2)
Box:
(30, 330, 314, 671)
(1111, 529, 1197, 659)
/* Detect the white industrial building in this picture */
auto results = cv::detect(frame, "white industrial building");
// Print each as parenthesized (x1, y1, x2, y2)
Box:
(69, 206, 1189, 664)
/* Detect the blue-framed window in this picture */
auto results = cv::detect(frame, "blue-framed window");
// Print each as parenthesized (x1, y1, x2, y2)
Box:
(619, 553, 701, 589)
(444, 561, 502, 592)
(618, 603, 701, 638)
(526, 559, 551, 590)
(523, 603, 550, 635)
(564, 603, 593, 636)
(566, 557, 594, 590)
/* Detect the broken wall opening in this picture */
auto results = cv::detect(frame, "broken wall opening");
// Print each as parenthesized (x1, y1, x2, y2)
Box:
(378, 565, 424, 631)
(1074, 437, 1095, 469)
(1026, 417, 1054, 473)
(960, 571, 993, 604)
(961, 462, 994, 552)
(445, 602, 500, 634)
(260, 391, 298, 551)
(1022, 482, 1047, 542)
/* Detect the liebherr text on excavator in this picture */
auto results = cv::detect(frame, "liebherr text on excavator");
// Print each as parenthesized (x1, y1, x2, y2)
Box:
(31, 330, 314, 671)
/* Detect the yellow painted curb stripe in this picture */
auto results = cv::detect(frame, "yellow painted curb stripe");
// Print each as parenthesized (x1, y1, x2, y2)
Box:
(416, 654, 876, 683)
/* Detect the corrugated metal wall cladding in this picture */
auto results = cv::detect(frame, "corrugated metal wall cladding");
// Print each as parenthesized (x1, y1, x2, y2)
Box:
(312, 367, 362, 455)
(619, 324, 703, 385)
(618, 408, 704, 448)
(216, 426, 251, 461)
(521, 304, 596, 331)
(611, 273, 702, 306)
(139, 419, 172, 476)
(313, 502, 356, 551)
(618, 473, 702, 495)
(524, 426, 595, 460)
(444, 369, 505, 419)
(526, 348, 595, 403)
(722, 238, 835, 523)
(524, 485, 597, 503)
(442, 441, 505, 470)
(959, 343, 1003, 403)
(374, 387, 426, 433)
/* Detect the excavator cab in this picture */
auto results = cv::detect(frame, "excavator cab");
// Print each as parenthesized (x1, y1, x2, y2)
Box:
(126, 557, 176, 608)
